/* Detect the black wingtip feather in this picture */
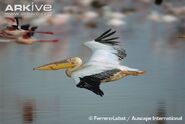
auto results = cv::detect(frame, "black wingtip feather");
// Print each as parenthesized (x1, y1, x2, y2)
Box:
(95, 29, 112, 40)
(95, 29, 119, 45)
(100, 31, 116, 40)
(101, 37, 119, 41)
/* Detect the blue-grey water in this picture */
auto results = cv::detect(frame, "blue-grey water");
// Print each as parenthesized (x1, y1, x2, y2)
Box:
(0, 2, 185, 124)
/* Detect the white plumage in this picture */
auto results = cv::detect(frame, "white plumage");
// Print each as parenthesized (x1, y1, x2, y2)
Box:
(34, 29, 145, 96)
(71, 40, 140, 84)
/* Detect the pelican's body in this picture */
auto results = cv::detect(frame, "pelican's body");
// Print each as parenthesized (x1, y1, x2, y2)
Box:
(34, 29, 145, 96)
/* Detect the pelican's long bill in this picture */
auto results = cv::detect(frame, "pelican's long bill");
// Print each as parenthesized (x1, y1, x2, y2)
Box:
(33, 59, 75, 70)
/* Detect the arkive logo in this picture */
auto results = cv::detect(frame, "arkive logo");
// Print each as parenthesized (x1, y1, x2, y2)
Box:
(4, 2, 52, 12)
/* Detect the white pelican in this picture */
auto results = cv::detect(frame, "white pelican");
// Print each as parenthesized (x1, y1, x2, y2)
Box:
(34, 29, 145, 96)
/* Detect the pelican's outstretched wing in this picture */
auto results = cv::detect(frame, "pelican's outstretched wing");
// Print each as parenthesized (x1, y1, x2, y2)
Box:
(73, 29, 127, 96)
(84, 29, 126, 65)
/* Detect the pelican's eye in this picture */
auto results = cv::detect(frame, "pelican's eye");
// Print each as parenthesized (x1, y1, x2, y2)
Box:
(71, 62, 75, 64)
(67, 58, 74, 64)
(70, 60, 75, 64)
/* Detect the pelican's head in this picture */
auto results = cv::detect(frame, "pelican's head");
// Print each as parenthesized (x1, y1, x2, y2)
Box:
(33, 57, 82, 73)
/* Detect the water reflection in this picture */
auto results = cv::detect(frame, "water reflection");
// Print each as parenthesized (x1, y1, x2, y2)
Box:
(22, 99, 35, 124)
(156, 102, 166, 124)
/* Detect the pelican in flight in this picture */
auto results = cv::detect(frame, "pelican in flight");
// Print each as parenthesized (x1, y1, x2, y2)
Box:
(34, 29, 145, 96)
